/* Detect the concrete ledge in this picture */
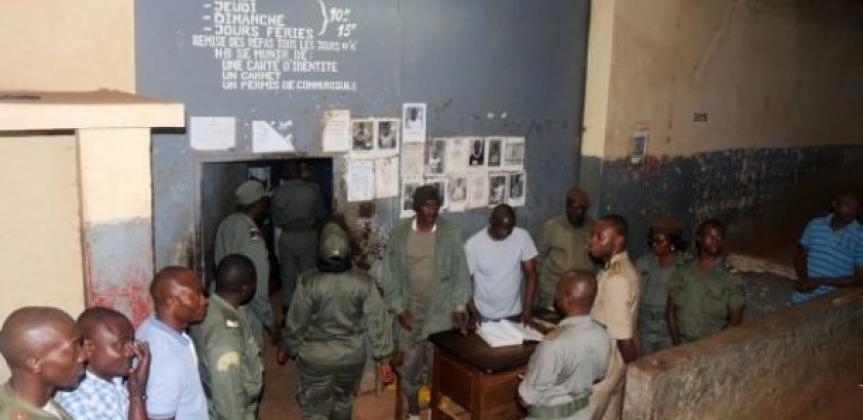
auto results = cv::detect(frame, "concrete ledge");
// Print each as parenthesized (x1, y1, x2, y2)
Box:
(624, 288, 863, 420)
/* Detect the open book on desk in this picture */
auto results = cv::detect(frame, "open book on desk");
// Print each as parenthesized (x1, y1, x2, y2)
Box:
(477, 319, 545, 348)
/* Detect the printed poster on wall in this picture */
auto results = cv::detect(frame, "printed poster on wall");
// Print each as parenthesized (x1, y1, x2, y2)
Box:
(402, 103, 427, 144)
(507, 171, 526, 207)
(468, 173, 489, 209)
(374, 157, 400, 198)
(503, 137, 525, 171)
(447, 174, 468, 212)
(321, 109, 351, 152)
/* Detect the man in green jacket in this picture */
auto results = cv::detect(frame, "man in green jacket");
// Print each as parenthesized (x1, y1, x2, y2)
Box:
(191, 254, 264, 420)
(0, 307, 86, 420)
(380, 185, 471, 420)
(278, 222, 394, 420)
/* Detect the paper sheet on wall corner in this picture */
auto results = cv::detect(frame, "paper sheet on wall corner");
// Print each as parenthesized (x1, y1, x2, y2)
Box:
(375, 157, 400, 198)
(322, 109, 351, 152)
(252, 120, 295, 153)
(190, 116, 236, 151)
(346, 159, 375, 202)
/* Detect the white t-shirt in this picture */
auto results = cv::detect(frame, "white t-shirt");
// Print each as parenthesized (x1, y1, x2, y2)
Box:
(465, 227, 538, 319)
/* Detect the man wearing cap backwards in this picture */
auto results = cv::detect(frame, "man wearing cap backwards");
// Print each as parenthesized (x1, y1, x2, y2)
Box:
(380, 185, 471, 420)
(271, 162, 328, 317)
(535, 187, 597, 312)
(635, 218, 689, 355)
(214, 179, 277, 346)
(278, 222, 394, 419)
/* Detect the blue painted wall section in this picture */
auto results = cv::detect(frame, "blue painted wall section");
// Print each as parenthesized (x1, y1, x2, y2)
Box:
(136, 1, 590, 269)
(595, 145, 863, 258)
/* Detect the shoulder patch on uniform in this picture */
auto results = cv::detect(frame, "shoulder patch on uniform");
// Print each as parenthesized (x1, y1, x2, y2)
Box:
(225, 318, 240, 328)
(606, 261, 620, 275)
(216, 351, 241, 371)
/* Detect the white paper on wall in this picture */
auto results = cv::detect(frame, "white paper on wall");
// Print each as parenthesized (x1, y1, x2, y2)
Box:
(190, 116, 236, 151)
(346, 159, 375, 202)
(252, 120, 295, 153)
(468, 173, 489, 209)
(321, 109, 351, 152)
(402, 103, 427, 144)
(375, 157, 400, 198)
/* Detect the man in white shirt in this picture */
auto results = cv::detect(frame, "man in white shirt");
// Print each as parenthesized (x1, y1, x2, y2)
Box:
(465, 204, 539, 323)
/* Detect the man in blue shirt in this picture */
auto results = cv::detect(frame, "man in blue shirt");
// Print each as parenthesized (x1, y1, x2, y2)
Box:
(56, 307, 150, 420)
(137, 266, 210, 419)
(792, 193, 863, 304)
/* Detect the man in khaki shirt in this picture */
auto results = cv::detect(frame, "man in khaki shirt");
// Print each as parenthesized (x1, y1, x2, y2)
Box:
(588, 214, 640, 420)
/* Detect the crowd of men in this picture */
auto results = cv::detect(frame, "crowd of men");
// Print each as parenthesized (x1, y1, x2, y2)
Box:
(1, 176, 860, 419)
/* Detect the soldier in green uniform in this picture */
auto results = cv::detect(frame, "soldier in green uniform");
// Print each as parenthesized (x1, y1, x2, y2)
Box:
(518, 270, 610, 420)
(214, 179, 277, 346)
(271, 162, 328, 314)
(668, 219, 746, 344)
(191, 254, 264, 420)
(536, 187, 597, 311)
(278, 222, 394, 420)
(0, 307, 86, 420)
(635, 218, 689, 355)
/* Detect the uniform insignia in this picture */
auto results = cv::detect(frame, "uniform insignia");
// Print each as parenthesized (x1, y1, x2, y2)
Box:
(605, 261, 620, 275)
(226, 319, 239, 328)
(250, 228, 262, 241)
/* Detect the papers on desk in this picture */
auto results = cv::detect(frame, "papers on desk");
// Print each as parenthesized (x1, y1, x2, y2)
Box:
(477, 320, 544, 348)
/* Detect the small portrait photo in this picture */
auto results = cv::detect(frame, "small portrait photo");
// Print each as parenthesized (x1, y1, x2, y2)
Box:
(377, 119, 400, 150)
(404, 105, 425, 131)
(448, 176, 468, 203)
(427, 139, 447, 175)
(508, 172, 526, 207)
(487, 138, 503, 168)
(488, 173, 507, 206)
(468, 138, 485, 167)
(504, 138, 525, 169)
(352, 120, 374, 151)
(402, 182, 418, 212)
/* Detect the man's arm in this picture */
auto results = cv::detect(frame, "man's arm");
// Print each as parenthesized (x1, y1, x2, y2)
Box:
(521, 258, 538, 323)
(127, 342, 150, 420)
(726, 305, 744, 328)
(602, 273, 639, 362)
(277, 278, 312, 364)
(206, 344, 250, 420)
(666, 295, 681, 346)
(809, 265, 863, 287)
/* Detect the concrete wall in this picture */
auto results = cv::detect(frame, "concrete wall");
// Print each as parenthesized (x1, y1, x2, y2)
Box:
(581, 0, 863, 258)
(624, 288, 863, 419)
(0, 0, 135, 380)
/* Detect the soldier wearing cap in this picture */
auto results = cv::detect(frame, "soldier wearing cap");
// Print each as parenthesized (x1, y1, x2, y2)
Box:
(588, 214, 640, 420)
(214, 179, 277, 345)
(191, 254, 264, 420)
(380, 185, 471, 420)
(270, 162, 328, 316)
(667, 219, 745, 344)
(535, 187, 597, 312)
(635, 217, 689, 354)
(277, 222, 394, 419)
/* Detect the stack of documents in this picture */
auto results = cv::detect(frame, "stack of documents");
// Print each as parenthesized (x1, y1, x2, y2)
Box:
(477, 319, 545, 348)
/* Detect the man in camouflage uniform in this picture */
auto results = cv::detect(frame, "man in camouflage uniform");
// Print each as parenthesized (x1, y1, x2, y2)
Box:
(191, 254, 264, 420)
(214, 179, 276, 345)
(278, 223, 394, 420)
(668, 219, 745, 344)
(536, 187, 596, 311)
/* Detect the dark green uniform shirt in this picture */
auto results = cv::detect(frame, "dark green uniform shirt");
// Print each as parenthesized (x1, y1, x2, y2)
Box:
(190, 295, 264, 420)
(536, 214, 595, 310)
(669, 259, 746, 343)
(0, 383, 72, 420)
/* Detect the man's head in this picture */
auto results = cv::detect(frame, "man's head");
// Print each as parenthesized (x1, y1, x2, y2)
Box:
(589, 214, 628, 261)
(488, 204, 516, 240)
(565, 187, 590, 227)
(554, 270, 598, 317)
(647, 217, 686, 257)
(696, 219, 725, 258)
(235, 180, 269, 220)
(215, 254, 257, 305)
(0, 307, 85, 389)
(77, 307, 136, 380)
(412, 185, 442, 226)
(151, 266, 208, 327)
(832, 192, 860, 224)
(318, 222, 354, 272)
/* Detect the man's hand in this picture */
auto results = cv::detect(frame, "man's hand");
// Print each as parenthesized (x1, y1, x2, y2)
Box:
(276, 349, 292, 365)
(521, 307, 533, 325)
(397, 310, 414, 332)
(378, 359, 395, 385)
(466, 300, 480, 331)
(452, 312, 469, 335)
(127, 341, 150, 398)
(267, 325, 282, 347)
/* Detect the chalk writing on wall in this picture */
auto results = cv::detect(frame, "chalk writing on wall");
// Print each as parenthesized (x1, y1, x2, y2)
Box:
(191, 0, 359, 92)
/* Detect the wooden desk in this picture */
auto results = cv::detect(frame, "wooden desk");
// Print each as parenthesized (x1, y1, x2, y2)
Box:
(428, 330, 538, 420)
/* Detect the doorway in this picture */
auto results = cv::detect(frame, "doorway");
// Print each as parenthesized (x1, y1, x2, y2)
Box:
(199, 157, 333, 288)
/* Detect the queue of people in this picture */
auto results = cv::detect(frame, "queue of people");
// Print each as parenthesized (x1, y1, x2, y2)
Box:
(0, 182, 859, 420)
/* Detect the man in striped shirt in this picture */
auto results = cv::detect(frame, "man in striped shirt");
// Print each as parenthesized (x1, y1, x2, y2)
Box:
(791, 193, 863, 304)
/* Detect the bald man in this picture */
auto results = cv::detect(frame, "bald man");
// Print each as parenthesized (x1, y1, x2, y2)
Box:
(0, 306, 86, 420)
(56, 307, 150, 420)
(136, 266, 209, 420)
(518, 271, 610, 420)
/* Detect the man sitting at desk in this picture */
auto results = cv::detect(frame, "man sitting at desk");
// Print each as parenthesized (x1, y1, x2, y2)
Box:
(465, 204, 538, 323)
(519, 270, 610, 420)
